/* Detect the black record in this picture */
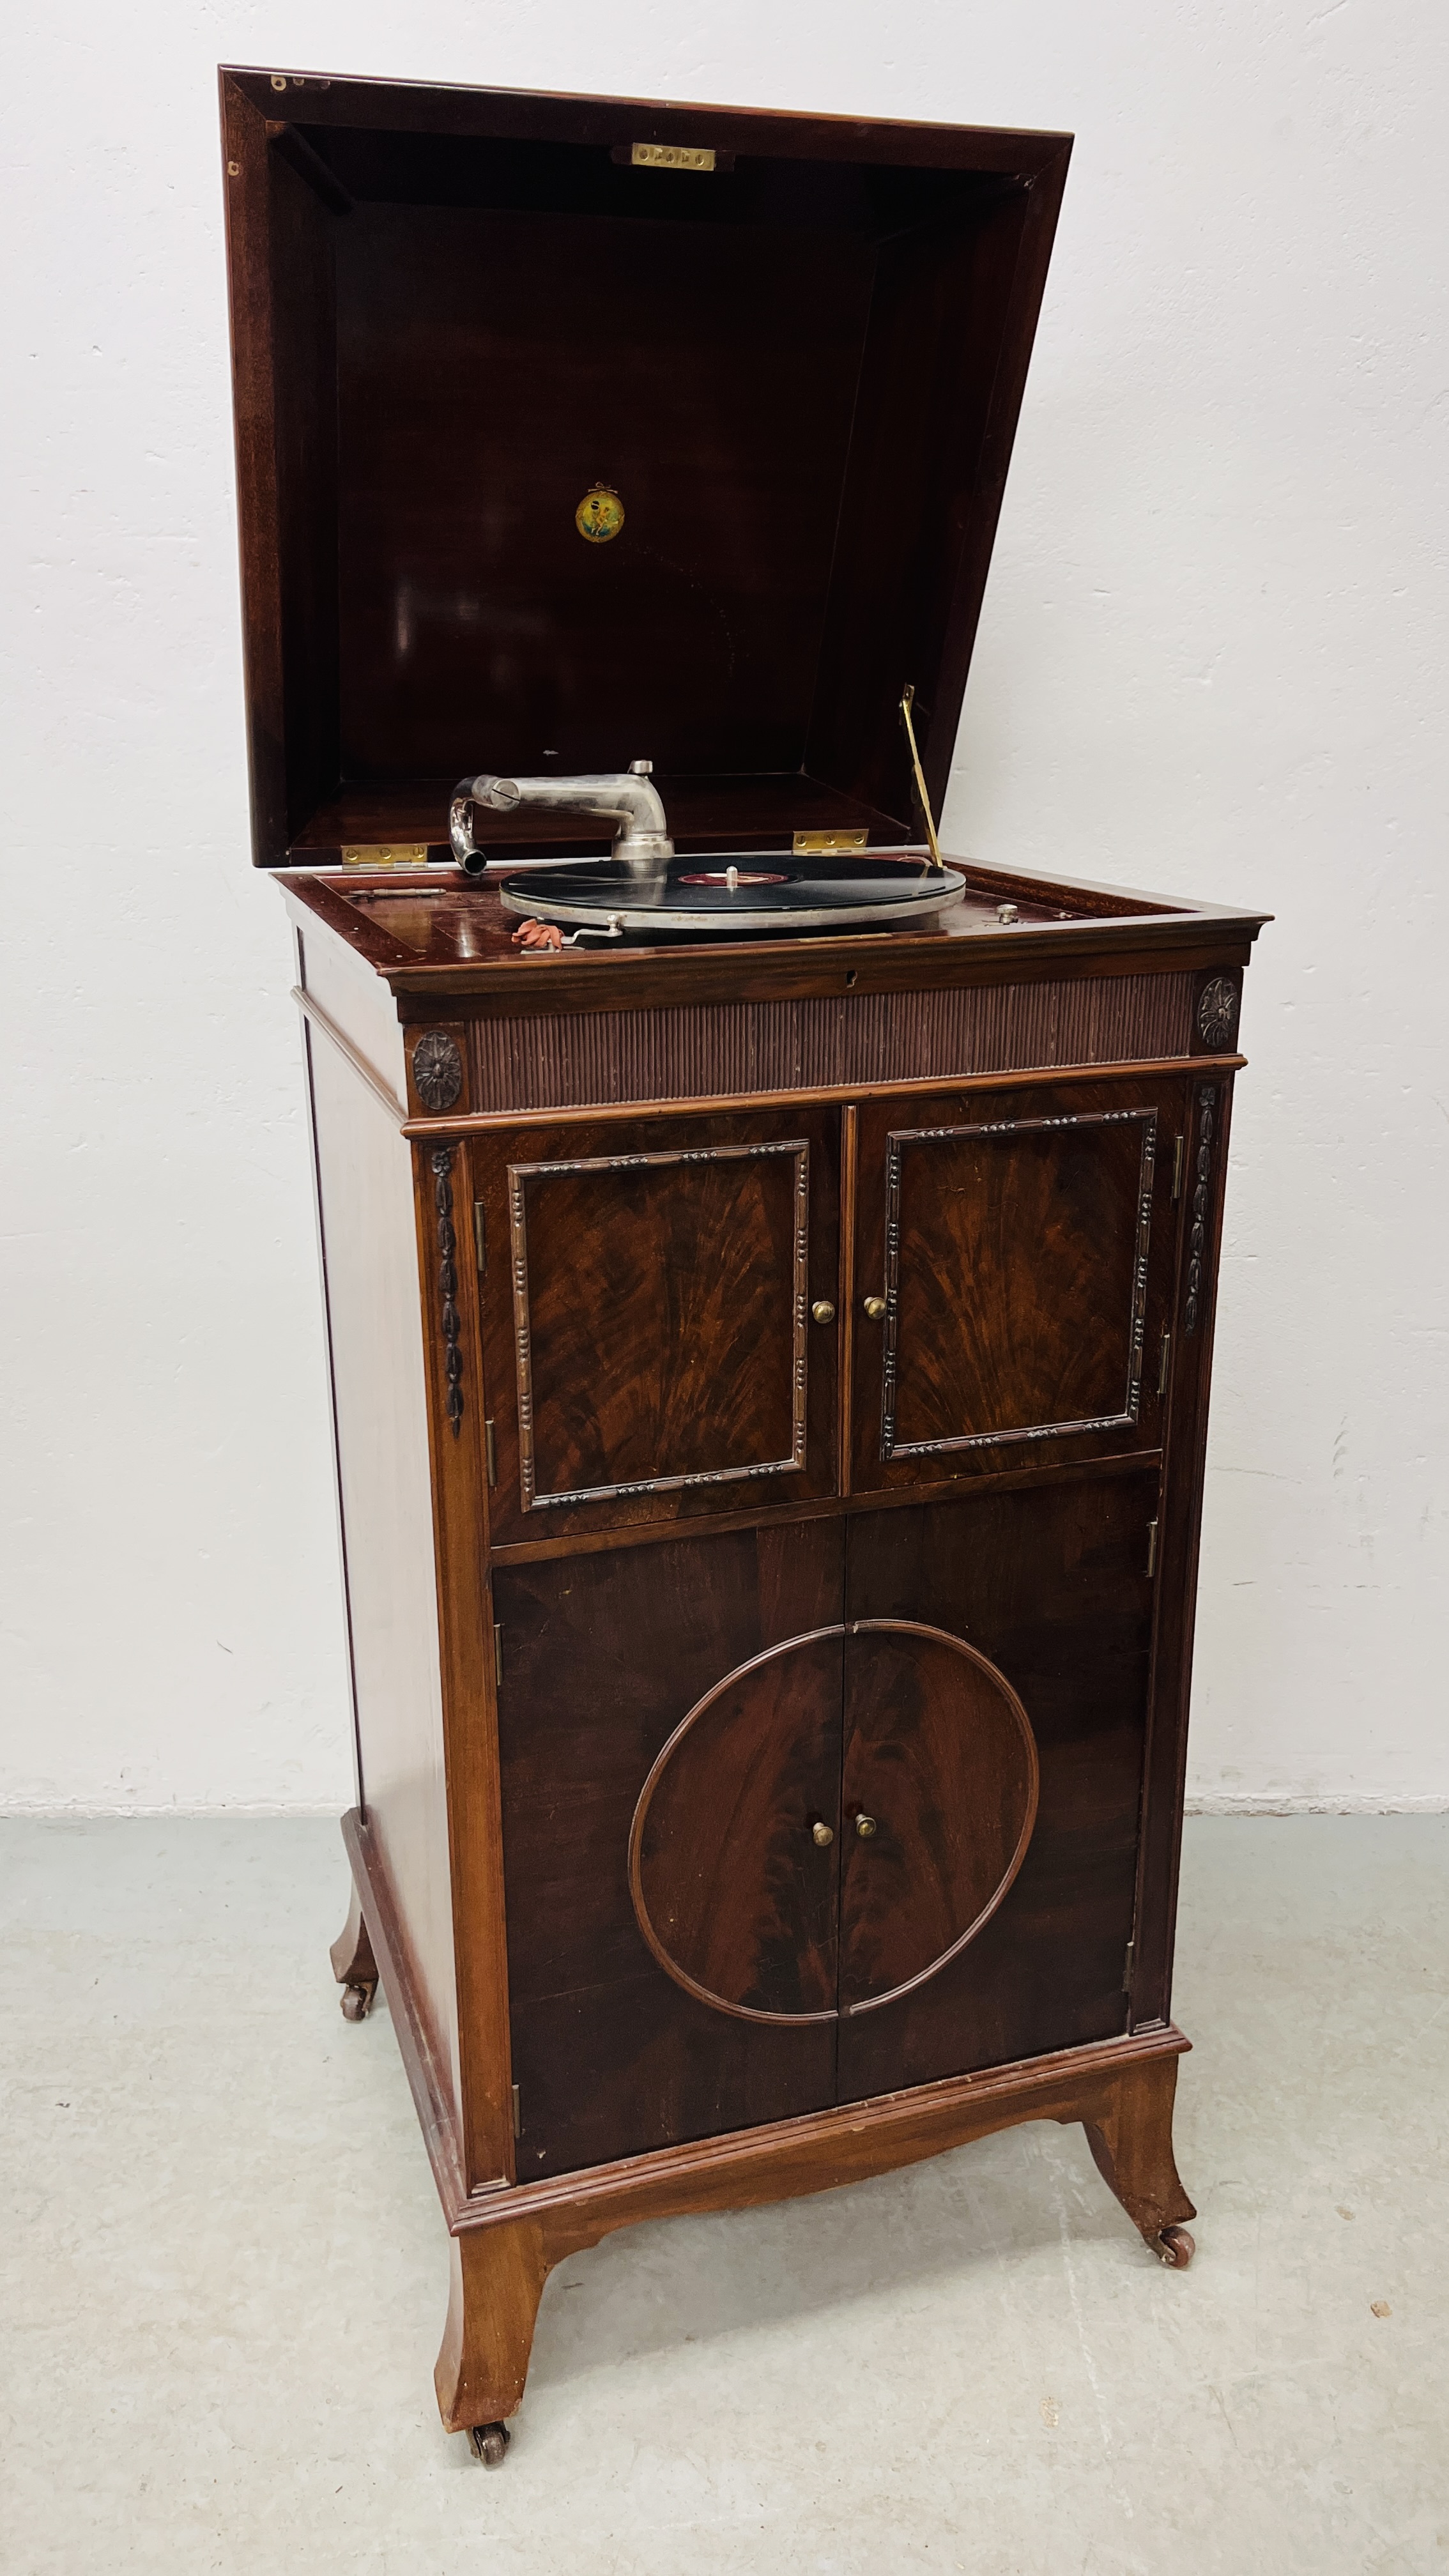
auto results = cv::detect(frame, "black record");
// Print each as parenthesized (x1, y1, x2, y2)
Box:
(497, 854, 967, 938)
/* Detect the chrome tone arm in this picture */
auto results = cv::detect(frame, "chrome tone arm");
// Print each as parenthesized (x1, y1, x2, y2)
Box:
(450, 759, 672, 882)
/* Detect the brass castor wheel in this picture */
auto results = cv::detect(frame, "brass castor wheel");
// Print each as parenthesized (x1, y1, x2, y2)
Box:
(1156, 2224, 1195, 2269)
(340, 1981, 376, 2023)
(469, 2421, 510, 2467)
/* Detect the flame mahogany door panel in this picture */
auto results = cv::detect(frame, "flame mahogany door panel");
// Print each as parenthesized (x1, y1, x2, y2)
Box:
(630, 1626, 845, 2025)
(850, 1076, 1185, 1496)
(837, 1621, 1039, 2013)
(836, 1473, 1158, 2103)
(475, 1106, 839, 1544)
(494, 1521, 842, 2179)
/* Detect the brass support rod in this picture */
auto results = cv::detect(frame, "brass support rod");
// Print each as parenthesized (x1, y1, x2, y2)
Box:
(900, 686, 945, 870)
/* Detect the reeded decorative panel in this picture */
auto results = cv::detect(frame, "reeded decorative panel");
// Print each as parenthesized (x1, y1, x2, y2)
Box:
(472, 974, 1194, 1112)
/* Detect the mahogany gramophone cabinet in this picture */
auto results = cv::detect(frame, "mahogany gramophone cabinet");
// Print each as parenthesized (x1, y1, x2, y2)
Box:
(220, 66, 1266, 2462)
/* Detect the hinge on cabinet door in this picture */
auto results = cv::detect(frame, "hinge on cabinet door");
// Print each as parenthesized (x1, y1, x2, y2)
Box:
(473, 1200, 487, 1274)
(484, 1418, 498, 1486)
(1123, 1939, 1135, 1997)
(1158, 1332, 1172, 1397)
(511, 2083, 521, 2139)
(493, 1623, 504, 1689)
(1146, 1519, 1160, 1578)
(1171, 1135, 1185, 1201)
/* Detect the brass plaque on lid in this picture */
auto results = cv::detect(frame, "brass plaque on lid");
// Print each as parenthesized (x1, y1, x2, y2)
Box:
(631, 141, 716, 172)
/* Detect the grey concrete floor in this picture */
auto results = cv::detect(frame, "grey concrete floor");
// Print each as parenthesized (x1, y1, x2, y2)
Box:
(3, 1818, 1446, 2575)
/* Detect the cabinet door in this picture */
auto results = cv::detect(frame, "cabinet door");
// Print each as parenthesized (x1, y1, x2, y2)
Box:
(631, 1627, 843, 2022)
(477, 1106, 839, 1544)
(495, 1522, 841, 2179)
(836, 1473, 1156, 2103)
(849, 1077, 1183, 1496)
(837, 1621, 1038, 2012)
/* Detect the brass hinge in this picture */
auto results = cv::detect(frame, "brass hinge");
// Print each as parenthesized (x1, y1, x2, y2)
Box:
(484, 1418, 497, 1487)
(1123, 1939, 1135, 1997)
(341, 843, 429, 868)
(493, 1622, 504, 1689)
(473, 1200, 487, 1274)
(793, 828, 868, 855)
(511, 2082, 521, 2139)
(1158, 1332, 1172, 1397)
(1171, 1135, 1184, 1201)
(1146, 1519, 1160, 1579)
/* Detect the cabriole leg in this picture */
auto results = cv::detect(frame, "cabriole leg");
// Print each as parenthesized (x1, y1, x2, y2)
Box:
(329, 1880, 378, 2021)
(1078, 2050, 1197, 2267)
(435, 2221, 553, 2456)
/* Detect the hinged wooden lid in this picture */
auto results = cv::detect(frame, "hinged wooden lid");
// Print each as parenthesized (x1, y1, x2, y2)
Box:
(221, 69, 1071, 867)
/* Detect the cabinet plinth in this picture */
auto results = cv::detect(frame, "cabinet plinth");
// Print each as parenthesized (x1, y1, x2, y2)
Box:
(290, 864, 1259, 2446)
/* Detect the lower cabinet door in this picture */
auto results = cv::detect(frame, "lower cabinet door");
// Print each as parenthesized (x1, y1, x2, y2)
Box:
(836, 1473, 1158, 2103)
(494, 1522, 842, 2179)
(494, 1471, 1156, 2174)
(837, 1621, 1039, 2013)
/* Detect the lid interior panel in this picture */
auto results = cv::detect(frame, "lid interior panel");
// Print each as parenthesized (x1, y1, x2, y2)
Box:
(228, 83, 1069, 864)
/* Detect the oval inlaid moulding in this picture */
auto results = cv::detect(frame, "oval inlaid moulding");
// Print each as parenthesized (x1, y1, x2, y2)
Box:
(628, 1620, 1039, 2025)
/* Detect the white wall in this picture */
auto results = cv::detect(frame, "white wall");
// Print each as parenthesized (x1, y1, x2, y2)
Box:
(3, 3, 1445, 1813)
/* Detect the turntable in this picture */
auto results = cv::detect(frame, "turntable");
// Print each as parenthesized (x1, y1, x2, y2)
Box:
(496, 851, 967, 943)
(446, 712, 969, 944)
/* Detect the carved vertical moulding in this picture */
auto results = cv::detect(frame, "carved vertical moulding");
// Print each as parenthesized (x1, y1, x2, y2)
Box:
(1183, 1086, 1218, 1336)
(431, 1146, 464, 1435)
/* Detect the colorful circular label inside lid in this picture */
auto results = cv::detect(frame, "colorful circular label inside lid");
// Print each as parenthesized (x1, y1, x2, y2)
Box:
(576, 485, 625, 543)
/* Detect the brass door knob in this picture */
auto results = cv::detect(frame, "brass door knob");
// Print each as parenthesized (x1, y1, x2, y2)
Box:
(862, 1296, 887, 1320)
(811, 1300, 837, 1324)
(811, 1820, 835, 1847)
(854, 1813, 878, 1839)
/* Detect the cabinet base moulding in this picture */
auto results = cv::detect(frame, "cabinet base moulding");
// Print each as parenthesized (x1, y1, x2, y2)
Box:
(335, 1809, 1197, 2435)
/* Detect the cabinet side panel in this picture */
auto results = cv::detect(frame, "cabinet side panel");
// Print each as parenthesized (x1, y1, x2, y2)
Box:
(307, 1028, 459, 2106)
(296, 914, 409, 1101)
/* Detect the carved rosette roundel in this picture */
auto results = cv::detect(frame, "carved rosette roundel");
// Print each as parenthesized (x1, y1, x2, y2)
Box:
(1195, 975, 1239, 1050)
(628, 1621, 1039, 2026)
(412, 1029, 464, 1114)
